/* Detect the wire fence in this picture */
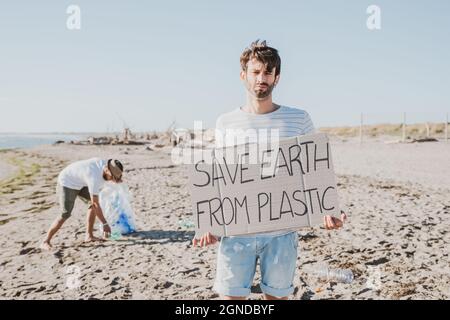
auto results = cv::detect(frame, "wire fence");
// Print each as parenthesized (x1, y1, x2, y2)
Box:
(322, 112, 449, 143)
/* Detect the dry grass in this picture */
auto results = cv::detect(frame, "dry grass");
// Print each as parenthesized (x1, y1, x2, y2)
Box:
(320, 122, 448, 138)
(0, 154, 41, 195)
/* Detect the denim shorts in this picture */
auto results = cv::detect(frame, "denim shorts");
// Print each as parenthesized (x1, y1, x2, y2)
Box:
(213, 231, 299, 298)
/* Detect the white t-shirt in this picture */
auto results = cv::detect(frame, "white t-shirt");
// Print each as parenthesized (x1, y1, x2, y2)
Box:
(215, 105, 315, 237)
(58, 158, 107, 196)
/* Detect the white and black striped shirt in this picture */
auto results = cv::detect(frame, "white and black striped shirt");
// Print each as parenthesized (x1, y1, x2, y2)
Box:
(215, 105, 315, 237)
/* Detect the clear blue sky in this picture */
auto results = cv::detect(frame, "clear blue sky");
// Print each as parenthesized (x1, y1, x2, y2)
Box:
(1, 0, 449, 133)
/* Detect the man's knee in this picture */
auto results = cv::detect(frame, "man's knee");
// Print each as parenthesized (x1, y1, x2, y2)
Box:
(60, 213, 71, 220)
(51, 216, 68, 228)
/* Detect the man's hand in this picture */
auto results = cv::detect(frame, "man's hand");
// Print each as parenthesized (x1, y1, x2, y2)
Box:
(192, 232, 218, 248)
(324, 211, 347, 230)
(102, 224, 111, 238)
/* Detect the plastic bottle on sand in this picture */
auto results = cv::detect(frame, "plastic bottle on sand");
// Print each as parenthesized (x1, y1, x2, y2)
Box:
(315, 265, 354, 284)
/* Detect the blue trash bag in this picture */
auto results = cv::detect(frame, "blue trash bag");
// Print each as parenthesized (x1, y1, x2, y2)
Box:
(99, 182, 137, 235)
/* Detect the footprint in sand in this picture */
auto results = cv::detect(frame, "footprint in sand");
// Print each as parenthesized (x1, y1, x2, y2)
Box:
(19, 247, 39, 255)
(52, 249, 65, 264)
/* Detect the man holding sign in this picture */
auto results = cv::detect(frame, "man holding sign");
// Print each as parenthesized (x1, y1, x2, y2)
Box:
(191, 40, 346, 300)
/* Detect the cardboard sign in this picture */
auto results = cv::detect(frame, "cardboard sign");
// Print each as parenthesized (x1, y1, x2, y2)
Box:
(186, 133, 340, 237)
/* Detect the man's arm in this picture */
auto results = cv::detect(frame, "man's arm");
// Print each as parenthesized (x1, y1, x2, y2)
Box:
(91, 195, 111, 237)
(90, 196, 106, 222)
(190, 118, 226, 248)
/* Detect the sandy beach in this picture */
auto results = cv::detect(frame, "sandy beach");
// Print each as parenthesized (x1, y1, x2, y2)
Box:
(0, 137, 449, 300)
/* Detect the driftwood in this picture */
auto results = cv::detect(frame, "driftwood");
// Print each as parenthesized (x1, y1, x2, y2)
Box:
(385, 137, 439, 144)
(58, 127, 216, 147)
(408, 138, 438, 143)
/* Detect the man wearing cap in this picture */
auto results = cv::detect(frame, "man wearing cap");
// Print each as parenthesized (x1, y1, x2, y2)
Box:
(40, 158, 124, 251)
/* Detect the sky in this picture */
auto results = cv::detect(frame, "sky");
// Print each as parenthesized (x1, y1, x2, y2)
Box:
(0, 0, 449, 133)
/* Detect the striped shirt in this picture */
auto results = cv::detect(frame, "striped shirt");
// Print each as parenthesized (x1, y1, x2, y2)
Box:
(215, 105, 315, 237)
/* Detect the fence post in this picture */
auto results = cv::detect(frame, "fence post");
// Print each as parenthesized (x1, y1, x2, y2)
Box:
(426, 122, 430, 138)
(446, 113, 448, 143)
(402, 112, 406, 142)
(360, 113, 363, 144)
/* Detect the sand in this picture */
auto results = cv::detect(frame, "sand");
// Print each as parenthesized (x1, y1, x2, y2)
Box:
(0, 138, 449, 300)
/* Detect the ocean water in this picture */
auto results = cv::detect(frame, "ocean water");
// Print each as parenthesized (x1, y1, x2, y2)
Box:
(0, 134, 86, 150)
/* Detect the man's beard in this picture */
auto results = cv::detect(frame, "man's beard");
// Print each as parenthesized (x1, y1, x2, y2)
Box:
(247, 82, 275, 99)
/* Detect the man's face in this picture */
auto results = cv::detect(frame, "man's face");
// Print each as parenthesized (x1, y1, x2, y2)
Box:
(241, 58, 279, 100)
(103, 169, 122, 183)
